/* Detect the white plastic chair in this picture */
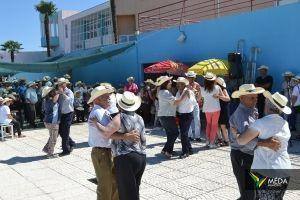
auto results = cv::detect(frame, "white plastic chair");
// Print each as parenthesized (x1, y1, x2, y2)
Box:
(0, 124, 14, 141)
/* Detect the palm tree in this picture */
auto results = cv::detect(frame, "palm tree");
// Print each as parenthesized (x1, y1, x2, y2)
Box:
(35, 0, 57, 57)
(1, 40, 23, 63)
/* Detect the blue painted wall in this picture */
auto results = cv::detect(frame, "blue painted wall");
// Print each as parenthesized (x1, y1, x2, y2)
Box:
(73, 3, 300, 91)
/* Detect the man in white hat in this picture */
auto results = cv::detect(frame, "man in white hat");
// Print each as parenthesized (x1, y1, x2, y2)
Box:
(25, 82, 38, 128)
(124, 76, 139, 95)
(255, 65, 273, 118)
(230, 84, 281, 200)
(57, 78, 76, 156)
(282, 71, 294, 102)
(88, 86, 140, 200)
(185, 71, 202, 141)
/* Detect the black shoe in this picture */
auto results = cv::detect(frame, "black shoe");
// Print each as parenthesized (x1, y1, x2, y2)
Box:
(195, 138, 202, 142)
(179, 153, 189, 159)
(188, 149, 194, 155)
(189, 137, 194, 141)
(59, 151, 70, 157)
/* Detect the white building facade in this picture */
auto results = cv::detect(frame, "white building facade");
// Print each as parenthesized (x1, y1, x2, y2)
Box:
(40, 2, 114, 54)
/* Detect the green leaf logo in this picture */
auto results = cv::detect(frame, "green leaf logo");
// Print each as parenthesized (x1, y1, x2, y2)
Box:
(249, 172, 268, 189)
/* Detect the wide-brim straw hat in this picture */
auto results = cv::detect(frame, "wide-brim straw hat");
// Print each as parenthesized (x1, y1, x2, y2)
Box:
(42, 86, 54, 98)
(3, 98, 12, 104)
(57, 78, 70, 85)
(257, 65, 269, 71)
(203, 72, 216, 81)
(173, 77, 189, 86)
(216, 77, 226, 88)
(185, 71, 197, 78)
(232, 84, 265, 98)
(27, 81, 37, 87)
(64, 74, 71, 79)
(88, 86, 114, 104)
(43, 76, 51, 81)
(155, 76, 173, 86)
(282, 71, 294, 77)
(144, 79, 155, 85)
(75, 81, 82, 87)
(292, 75, 300, 82)
(127, 77, 135, 82)
(263, 91, 291, 114)
(116, 91, 141, 112)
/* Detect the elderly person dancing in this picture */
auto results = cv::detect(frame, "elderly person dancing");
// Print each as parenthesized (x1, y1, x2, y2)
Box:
(232, 91, 292, 200)
(156, 76, 189, 158)
(174, 77, 196, 158)
(230, 84, 282, 200)
(42, 86, 60, 158)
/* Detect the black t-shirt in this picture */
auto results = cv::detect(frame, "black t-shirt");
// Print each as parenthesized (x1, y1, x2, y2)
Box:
(255, 75, 273, 91)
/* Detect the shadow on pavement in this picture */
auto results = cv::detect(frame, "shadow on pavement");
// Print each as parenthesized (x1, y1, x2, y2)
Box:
(0, 155, 47, 165)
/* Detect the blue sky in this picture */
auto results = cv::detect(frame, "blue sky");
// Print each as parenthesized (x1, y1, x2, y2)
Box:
(0, 0, 107, 51)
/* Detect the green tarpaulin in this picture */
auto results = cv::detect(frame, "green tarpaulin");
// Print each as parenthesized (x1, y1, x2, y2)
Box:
(0, 43, 134, 73)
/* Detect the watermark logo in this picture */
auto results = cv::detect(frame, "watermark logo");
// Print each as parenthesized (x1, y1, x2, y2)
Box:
(249, 172, 268, 189)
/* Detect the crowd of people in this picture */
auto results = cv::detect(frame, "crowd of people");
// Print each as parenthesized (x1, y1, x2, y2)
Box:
(0, 64, 297, 200)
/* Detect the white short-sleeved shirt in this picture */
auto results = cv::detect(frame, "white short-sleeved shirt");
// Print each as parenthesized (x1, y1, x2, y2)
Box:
(108, 93, 119, 114)
(200, 85, 221, 113)
(176, 89, 196, 113)
(249, 114, 291, 170)
(88, 105, 112, 148)
(292, 84, 300, 107)
(0, 105, 12, 124)
(157, 90, 176, 117)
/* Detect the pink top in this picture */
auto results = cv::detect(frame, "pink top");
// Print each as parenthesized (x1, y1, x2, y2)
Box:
(124, 83, 139, 95)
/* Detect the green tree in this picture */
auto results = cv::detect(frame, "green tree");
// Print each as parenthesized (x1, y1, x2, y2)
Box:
(1, 40, 23, 63)
(35, 0, 57, 57)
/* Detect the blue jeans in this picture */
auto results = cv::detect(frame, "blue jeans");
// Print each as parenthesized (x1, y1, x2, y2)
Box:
(188, 104, 201, 139)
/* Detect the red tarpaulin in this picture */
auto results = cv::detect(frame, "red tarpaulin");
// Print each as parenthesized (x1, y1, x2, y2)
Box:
(144, 60, 188, 76)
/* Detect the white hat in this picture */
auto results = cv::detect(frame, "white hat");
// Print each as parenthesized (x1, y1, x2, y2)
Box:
(88, 86, 114, 104)
(155, 76, 173, 86)
(116, 91, 141, 112)
(216, 77, 226, 88)
(292, 75, 300, 82)
(3, 98, 12, 104)
(64, 74, 71, 79)
(75, 81, 82, 87)
(42, 86, 54, 98)
(127, 77, 135, 82)
(257, 65, 269, 71)
(0, 97, 4, 102)
(232, 84, 265, 98)
(282, 71, 294, 77)
(43, 76, 51, 81)
(144, 79, 155, 85)
(203, 72, 216, 81)
(173, 77, 189, 86)
(185, 71, 197, 78)
(263, 91, 291, 114)
(57, 78, 70, 85)
(27, 81, 37, 87)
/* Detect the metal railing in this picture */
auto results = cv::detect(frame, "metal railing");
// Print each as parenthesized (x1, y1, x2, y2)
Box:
(138, 0, 279, 32)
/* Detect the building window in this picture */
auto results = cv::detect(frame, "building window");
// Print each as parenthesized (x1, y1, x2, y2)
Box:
(65, 25, 68, 38)
(70, 8, 113, 51)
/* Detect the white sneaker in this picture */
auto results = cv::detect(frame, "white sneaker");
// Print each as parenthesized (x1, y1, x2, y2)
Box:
(209, 144, 217, 149)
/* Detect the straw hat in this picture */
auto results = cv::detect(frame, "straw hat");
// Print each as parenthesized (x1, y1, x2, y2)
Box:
(185, 71, 197, 78)
(116, 91, 141, 112)
(88, 86, 114, 104)
(144, 79, 155, 85)
(64, 74, 71, 79)
(282, 71, 294, 77)
(173, 77, 189, 86)
(27, 81, 37, 87)
(263, 91, 291, 114)
(155, 76, 173, 86)
(0, 97, 4, 102)
(232, 84, 265, 98)
(257, 65, 269, 71)
(42, 86, 54, 98)
(203, 72, 216, 81)
(292, 75, 300, 82)
(216, 77, 226, 88)
(43, 76, 51, 81)
(127, 77, 135, 82)
(3, 98, 12, 104)
(57, 78, 70, 85)
(75, 81, 83, 87)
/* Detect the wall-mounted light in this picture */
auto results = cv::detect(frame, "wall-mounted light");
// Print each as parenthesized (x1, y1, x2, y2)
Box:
(177, 31, 187, 43)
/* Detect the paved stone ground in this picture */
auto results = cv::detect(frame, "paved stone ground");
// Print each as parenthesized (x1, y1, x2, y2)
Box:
(1, 123, 300, 200)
